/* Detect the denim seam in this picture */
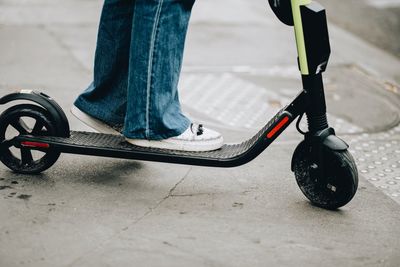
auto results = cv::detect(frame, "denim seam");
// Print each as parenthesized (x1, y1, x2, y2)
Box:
(145, 0, 164, 139)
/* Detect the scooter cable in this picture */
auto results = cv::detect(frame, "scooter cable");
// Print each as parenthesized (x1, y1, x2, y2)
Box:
(296, 112, 307, 135)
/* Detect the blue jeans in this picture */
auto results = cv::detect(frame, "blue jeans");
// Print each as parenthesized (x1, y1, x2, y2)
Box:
(74, 0, 194, 140)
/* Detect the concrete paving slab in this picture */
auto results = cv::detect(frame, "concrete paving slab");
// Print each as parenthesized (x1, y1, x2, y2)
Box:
(318, 0, 400, 58)
(180, 64, 400, 134)
(0, 0, 100, 26)
(44, 145, 400, 267)
(0, 157, 192, 267)
(0, 26, 90, 90)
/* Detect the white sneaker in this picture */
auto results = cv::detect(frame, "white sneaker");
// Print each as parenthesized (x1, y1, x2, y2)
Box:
(126, 123, 224, 152)
(70, 105, 122, 135)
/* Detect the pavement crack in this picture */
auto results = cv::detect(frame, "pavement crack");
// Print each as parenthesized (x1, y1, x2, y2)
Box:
(66, 167, 192, 267)
(123, 167, 192, 230)
(163, 167, 192, 201)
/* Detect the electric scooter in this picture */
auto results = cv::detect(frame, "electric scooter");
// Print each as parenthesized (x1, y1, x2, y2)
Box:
(0, 0, 358, 210)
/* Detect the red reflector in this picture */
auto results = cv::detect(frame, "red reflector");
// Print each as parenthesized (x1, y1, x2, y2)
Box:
(21, 141, 50, 148)
(267, 116, 290, 139)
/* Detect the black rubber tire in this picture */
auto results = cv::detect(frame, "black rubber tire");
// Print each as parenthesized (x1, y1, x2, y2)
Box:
(0, 104, 61, 174)
(292, 140, 358, 210)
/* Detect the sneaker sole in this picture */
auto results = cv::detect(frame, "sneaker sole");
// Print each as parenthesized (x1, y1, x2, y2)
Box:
(125, 137, 224, 152)
(70, 106, 121, 135)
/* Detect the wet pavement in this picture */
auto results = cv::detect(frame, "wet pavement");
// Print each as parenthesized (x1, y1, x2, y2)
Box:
(0, 0, 400, 266)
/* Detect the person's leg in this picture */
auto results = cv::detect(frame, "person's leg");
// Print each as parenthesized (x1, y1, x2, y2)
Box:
(73, 0, 134, 127)
(123, 0, 195, 140)
(72, 0, 223, 151)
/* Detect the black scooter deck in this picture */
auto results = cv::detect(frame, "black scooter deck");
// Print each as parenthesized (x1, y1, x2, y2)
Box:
(16, 110, 293, 167)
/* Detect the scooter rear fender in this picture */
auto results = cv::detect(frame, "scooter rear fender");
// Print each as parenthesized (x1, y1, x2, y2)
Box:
(0, 90, 70, 137)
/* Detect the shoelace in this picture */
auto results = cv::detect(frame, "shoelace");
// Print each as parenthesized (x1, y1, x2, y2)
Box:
(190, 123, 204, 136)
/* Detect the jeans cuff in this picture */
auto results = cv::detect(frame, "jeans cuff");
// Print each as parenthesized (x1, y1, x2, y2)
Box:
(123, 118, 190, 140)
(74, 96, 125, 126)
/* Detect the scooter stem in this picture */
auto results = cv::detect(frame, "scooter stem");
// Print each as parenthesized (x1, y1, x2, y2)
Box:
(302, 74, 329, 133)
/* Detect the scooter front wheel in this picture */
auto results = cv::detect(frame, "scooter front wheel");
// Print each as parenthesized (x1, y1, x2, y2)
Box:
(0, 104, 60, 174)
(292, 140, 358, 210)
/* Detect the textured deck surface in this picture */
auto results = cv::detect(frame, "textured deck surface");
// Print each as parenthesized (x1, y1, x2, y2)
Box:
(31, 110, 287, 159)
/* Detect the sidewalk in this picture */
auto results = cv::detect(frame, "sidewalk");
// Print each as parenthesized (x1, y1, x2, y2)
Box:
(0, 0, 399, 266)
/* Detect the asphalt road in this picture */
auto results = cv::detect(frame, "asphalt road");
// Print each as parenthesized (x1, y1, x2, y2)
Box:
(319, 0, 400, 59)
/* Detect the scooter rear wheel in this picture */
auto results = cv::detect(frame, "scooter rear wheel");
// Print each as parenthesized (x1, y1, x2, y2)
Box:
(0, 104, 60, 174)
(292, 140, 358, 210)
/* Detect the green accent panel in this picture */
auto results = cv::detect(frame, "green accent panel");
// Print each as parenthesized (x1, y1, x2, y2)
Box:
(291, 0, 311, 75)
